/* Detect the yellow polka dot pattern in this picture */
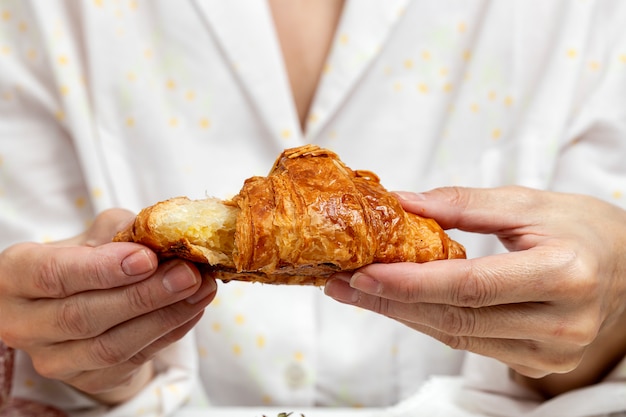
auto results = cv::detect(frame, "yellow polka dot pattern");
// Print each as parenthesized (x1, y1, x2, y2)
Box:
(1, 1, 626, 413)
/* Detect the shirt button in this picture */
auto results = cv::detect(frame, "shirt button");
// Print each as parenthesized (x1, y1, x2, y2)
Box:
(284, 361, 307, 389)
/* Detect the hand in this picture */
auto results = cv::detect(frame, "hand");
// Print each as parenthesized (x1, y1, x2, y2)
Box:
(324, 186, 626, 397)
(0, 209, 217, 405)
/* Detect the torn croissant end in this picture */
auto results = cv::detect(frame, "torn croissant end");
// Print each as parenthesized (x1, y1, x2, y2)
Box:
(113, 144, 466, 285)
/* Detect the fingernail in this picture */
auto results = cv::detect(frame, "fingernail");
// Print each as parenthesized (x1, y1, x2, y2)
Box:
(186, 279, 217, 304)
(350, 272, 383, 295)
(163, 262, 198, 293)
(394, 191, 426, 201)
(121, 249, 155, 276)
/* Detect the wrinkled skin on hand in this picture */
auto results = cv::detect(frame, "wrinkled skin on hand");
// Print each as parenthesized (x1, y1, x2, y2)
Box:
(0, 209, 217, 405)
(325, 186, 626, 398)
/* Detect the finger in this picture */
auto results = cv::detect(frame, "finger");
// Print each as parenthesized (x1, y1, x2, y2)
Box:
(51, 209, 136, 248)
(84, 209, 136, 247)
(338, 247, 576, 307)
(2, 242, 157, 299)
(18, 261, 213, 343)
(326, 278, 586, 374)
(326, 278, 592, 343)
(67, 311, 204, 398)
(32, 279, 215, 380)
(395, 186, 546, 234)
(393, 318, 584, 376)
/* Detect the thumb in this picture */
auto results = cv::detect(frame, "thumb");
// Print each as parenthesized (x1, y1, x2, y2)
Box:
(47, 208, 137, 248)
(396, 186, 535, 234)
(84, 208, 137, 247)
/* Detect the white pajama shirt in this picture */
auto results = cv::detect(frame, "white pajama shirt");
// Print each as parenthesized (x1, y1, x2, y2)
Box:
(1, 0, 625, 416)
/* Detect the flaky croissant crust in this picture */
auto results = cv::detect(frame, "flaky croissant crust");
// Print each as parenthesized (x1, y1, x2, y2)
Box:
(114, 145, 465, 285)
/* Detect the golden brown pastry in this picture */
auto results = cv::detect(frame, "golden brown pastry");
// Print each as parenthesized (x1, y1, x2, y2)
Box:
(114, 144, 465, 285)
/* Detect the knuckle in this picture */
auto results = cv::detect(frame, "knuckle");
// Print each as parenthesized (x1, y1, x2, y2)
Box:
(439, 305, 477, 336)
(510, 186, 540, 209)
(85, 254, 116, 289)
(454, 262, 496, 307)
(558, 355, 583, 373)
(542, 350, 583, 374)
(369, 296, 392, 317)
(90, 336, 128, 367)
(442, 186, 470, 210)
(577, 315, 601, 345)
(545, 250, 602, 345)
(398, 278, 420, 303)
(36, 256, 68, 298)
(558, 351, 585, 373)
(569, 254, 600, 296)
(438, 334, 470, 351)
(551, 315, 601, 346)
(124, 284, 157, 313)
(522, 341, 583, 374)
(548, 246, 598, 298)
(55, 299, 92, 338)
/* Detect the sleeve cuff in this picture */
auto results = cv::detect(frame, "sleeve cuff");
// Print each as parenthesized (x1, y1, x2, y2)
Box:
(457, 353, 626, 417)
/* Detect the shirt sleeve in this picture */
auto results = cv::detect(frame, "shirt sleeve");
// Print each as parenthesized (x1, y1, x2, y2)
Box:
(0, 0, 95, 244)
(458, 354, 626, 417)
(548, 0, 626, 206)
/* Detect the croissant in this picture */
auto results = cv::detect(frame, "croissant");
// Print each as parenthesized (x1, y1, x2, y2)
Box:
(114, 145, 465, 285)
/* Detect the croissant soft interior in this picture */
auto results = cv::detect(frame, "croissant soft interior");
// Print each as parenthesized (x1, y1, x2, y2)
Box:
(114, 144, 465, 285)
